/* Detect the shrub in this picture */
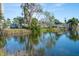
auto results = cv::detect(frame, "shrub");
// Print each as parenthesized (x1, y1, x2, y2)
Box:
(30, 18, 41, 34)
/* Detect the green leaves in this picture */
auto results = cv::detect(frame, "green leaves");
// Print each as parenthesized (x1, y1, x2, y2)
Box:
(13, 17, 24, 28)
(29, 18, 41, 45)
(67, 17, 78, 31)
(21, 3, 43, 25)
(0, 15, 3, 20)
(30, 18, 40, 33)
(67, 17, 78, 25)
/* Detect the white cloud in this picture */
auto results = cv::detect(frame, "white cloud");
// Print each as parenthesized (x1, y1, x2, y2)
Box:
(54, 3, 64, 7)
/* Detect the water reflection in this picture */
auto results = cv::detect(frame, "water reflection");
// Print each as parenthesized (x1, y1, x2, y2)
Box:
(33, 32, 61, 55)
(0, 36, 6, 48)
(4, 36, 26, 55)
(19, 36, 25, 44)
(66, 31, 79, 41)
(0, 31, 79, 55)
(29, 32, 41, 45)
(0, 36, 6, 56)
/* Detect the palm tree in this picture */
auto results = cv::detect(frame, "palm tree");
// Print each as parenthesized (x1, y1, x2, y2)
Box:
(67, 17, 78, 31)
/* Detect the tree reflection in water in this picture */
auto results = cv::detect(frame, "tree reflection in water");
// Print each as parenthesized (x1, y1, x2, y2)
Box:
(26, 32, 41, 55)
(0, 31, 63, 56)
(46, 32, 61, 48)
(45, 32, 56, 48)
(66, 31, 79, 41)
(19, 36, 25, 44)
(0, 36, 6, 48)
(30, 32, 61, 55)
(0, 36, 6, 55)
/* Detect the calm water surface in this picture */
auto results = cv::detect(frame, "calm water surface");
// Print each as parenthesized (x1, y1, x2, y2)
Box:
(0, 31, 79, 56)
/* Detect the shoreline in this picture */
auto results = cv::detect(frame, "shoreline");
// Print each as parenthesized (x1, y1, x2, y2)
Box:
(0, 28, 65, 36)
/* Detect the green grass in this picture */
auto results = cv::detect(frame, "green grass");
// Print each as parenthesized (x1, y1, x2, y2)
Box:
(41, 28, 63, 32)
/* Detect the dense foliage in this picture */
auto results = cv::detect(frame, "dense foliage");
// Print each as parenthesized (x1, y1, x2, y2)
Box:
(67, 17, 78, 31)
(30, 18, 41, 34)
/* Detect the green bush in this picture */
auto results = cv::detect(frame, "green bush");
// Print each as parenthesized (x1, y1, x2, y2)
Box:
(29, 18, 41, 45)
(30, 18, 41, 34)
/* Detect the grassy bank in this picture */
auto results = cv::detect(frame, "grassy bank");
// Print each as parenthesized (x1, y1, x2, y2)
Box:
(41, 27, 65, 32)
(1, 27, 65, 36)
(2, 29, 31, 36)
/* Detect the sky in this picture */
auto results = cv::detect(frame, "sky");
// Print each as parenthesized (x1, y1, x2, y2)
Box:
(2, 3, 79, 22)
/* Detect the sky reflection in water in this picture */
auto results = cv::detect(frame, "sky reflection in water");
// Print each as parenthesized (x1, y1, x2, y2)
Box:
(0, 32, 79, 56)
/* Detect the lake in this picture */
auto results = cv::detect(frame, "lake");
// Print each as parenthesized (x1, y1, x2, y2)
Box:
(0, 31, 79, 56)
